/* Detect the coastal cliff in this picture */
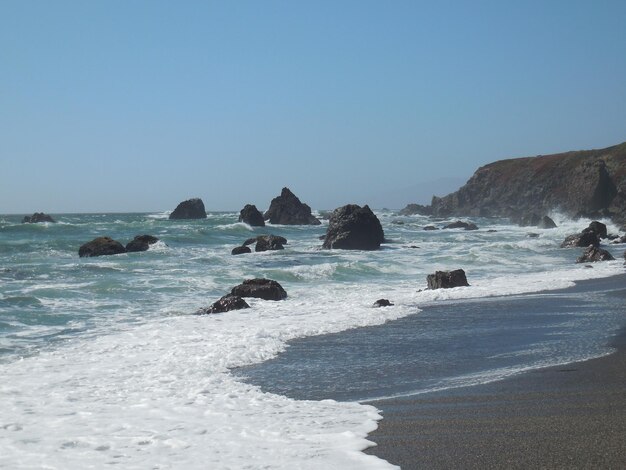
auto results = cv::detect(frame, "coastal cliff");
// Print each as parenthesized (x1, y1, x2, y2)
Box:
(428, 142, 626, 223)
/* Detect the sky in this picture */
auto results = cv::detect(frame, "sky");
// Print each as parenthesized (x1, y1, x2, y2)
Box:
(2, 0, 626, 213)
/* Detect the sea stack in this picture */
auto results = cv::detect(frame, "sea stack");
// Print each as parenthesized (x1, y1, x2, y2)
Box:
(22, 212, 55, 223)
(264, 187, 321, 225)
(169, 198, 207, 220)
(322, 204, 384, 250)
(239, 204, 265, 226)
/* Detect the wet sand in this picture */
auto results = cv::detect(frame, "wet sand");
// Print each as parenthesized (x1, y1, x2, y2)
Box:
(365, 296, 626, 469)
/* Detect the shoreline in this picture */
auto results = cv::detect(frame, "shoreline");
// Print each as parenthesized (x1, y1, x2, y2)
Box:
(365, 276, 626, 469)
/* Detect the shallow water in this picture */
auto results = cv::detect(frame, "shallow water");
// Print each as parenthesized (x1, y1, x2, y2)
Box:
(0, 210, 624, 469)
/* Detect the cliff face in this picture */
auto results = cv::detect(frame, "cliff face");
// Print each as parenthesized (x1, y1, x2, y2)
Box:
(430, 142, 626, 223)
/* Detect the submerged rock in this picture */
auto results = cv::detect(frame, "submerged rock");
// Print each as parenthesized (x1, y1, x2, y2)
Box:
(442, 221, 478, 231)
(125, 235, 159, 252)
(426, 269, 469, 289)
(255, 235, 286, 252)
(576, 246, 615, 263)
(423, 225, 438, 231)
(322, 204, 384, 250)
(79, 237, 126, 257)
(231, 246, 252, 255)
(196, 294, 250, 314)
(264, 187, 321, 225)
(373, 299, 394, 307)
(22, 212, 56, 223)
(239, 204, 265, 227)
(169, 198, 207, 220)
(231, 278, 287, 301)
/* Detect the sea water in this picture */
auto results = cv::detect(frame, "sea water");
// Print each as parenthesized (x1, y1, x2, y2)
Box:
(0, 211, 624, 469)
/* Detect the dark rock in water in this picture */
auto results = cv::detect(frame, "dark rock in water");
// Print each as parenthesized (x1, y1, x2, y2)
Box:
(517, 213, 541, 227)
(231, 246, 252, 255)
(612, 235, 626, 244)
(79, 237, 126, 257)
(427, 269, 469, 289)
(239, 204, 265, 227)
(538, 215, 557, 229)
(373, 299, 394, 307)
(423, 225, 438, 231)
(196, 294, 250, 314)
(442, 221, 478, 231)
(264, 187, 321, 225)
(398, 204, 433, 216)
(487, 229, 498, 233)
(169, 198, 207, 220)
(231, 278, 287, 301)
(255, 235, 286, 252)
(243, 235, 288, 247)
(561, 231, 600, 248)
(22, 212, 55, 223)
(125, 235, 159, 252)
(527, 233, 540, 238)
(576, 246, 615, 263)
(585, 221, 608, 239)
(322, 204, 384, 250)
(392, 220, 405, 225)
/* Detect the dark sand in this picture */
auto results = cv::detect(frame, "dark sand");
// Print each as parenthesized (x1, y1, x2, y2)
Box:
(365, 294, 626, 469)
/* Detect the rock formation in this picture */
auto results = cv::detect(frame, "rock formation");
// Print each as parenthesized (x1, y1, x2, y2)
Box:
(264, 188, 321, 225)
(196, 294, 250, 314)
(427, 269, 469, 289)
(254, 235, 286, 252)
(231, 246, 252, 255)
(239, 204, 265, 227)
(576, 246, 615, 263)
(22, 212, 55, 223)
(373, 299, 394, 307)
(322, 204, 384, 250)
(125, 235, 159, 252)
(560, 221, 607, 248)
(79, 237, 126, 257)
(398, 204, 433, 216)
(424, 142, 626, 224)
(169, 198, 207, 220)
(442, 221, 478, 231)
(231, 278, 287, 301)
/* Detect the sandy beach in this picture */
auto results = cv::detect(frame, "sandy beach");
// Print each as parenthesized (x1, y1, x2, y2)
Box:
(365, 286, 626, 469)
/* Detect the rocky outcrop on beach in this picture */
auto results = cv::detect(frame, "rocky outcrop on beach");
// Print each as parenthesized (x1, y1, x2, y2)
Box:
(239, 204, 265, 227)
(576, 246, 615, 263)
(442, 221, 478, 231)
(398, 204, 433, 216)
(322, 204, 384, 250)
(231, 278, 287, 301)
(560, 221, 607, 248)
(22, 212, 55, 223)
(125, 235, 159, 252)
(427, 269, 469, 289)
(264, 187, 321, 225)
(79, 237, 126, 257)
(169, 198, 207, 220)
(423, 142, 626, 224)
(196, 294, 250, 314)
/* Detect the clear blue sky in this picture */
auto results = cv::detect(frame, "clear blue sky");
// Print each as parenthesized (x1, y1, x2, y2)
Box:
(2, 0, 625, 213)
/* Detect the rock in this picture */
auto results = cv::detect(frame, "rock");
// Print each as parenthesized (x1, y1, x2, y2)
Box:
(322, 204, 384, 250)
(243, 235, 287, 247)
(196, 294, 250, 314)
(22, 212, 55, 223)
(585, 221, 608, 239)
(255, 235, 286, 252)
(373, 299, 394, 307)
(560, 231, 600, 248)
(423, 225, 438, 231)
(79, 237, 126, 257)
(538, 215, 557, 228)
(576, 246, 615, 263)
(169, 198, 207, 219)
(125, 235, 159, 252)
(527, 233, 540, 238)
(231, 278, 287, 301)
(239, 204, 265, 227)
(430, 142, 624, 223)
(426, 269, 469, 289)
(487, 229, 498, 233)
(442, 221, 478, 231)
(612, 235, 626, 244)
(517, 213, 541, 227)
(231, 246, 252, 255)
(398, 204, 433, 216)
(263, 187, 321, 225)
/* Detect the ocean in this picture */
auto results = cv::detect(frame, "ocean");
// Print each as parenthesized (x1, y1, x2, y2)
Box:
(0, 210, 624, 469)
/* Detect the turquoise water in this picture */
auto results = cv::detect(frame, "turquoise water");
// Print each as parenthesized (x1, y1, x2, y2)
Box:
(0, 210, 624, 469)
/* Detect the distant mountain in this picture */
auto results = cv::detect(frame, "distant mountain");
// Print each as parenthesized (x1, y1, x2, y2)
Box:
(406, 142, 626, 224)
